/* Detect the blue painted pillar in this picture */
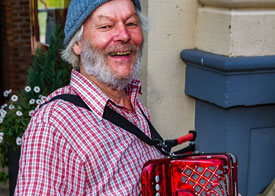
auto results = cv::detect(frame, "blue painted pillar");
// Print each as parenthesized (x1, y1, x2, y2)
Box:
(181, 49, 275, 196)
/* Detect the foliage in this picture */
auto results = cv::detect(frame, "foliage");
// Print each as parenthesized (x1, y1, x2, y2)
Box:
(0, 24, 72, 183)
(27, 24, 71, 95)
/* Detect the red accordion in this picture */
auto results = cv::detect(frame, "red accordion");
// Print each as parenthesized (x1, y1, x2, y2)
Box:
(141, 132, 238, 196)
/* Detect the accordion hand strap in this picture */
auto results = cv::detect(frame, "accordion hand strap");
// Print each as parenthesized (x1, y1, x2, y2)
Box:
(39, 94, 170, 156)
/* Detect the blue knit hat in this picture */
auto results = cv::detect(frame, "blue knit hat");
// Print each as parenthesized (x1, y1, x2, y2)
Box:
(64, 0, 141, 45)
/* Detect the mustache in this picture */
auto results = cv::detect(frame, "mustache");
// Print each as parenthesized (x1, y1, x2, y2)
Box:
(104, 44, 139, 55)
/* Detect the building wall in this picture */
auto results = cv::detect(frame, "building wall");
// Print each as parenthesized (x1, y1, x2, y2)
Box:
(196, 0, 275, 56)
(0, 0, 32, 194)
(139, 0, 275, 144)
(139, 0, 197, 143)
(141, 0, 275, 194)
(0, 0, 33, 97)
(186, 0, 275, 194)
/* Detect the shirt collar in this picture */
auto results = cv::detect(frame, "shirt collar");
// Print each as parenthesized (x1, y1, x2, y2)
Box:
(126, 79, 142, 110)
(70, 70, 142, 120)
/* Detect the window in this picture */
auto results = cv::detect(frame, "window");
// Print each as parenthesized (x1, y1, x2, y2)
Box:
(30, 0, 70, 51)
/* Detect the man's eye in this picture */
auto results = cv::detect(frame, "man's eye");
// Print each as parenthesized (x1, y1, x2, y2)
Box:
(127, 22, 138, 27)
(100, 25, 111, 29)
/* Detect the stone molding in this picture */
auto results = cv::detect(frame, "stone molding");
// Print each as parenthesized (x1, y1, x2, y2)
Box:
(181, 49, 275, 108)
(195, 7, 275, 56)
(199, 0, 275, 8)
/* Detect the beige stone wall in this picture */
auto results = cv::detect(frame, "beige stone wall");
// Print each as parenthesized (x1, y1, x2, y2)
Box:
(138, 0, 275, 143)
(199, 0, 275, 8)
(139, 0, 198, 142)
(138, 0, 148, 106)
(196, 0, 275, 56)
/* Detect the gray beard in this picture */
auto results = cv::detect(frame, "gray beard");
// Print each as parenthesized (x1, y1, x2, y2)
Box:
(80, 40, 142, 91)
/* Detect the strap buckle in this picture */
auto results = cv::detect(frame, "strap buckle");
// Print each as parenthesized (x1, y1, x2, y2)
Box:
(153, 137, 175, 157)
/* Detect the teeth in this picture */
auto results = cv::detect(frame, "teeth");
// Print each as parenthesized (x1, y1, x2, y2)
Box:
(109, 51, 131, 56)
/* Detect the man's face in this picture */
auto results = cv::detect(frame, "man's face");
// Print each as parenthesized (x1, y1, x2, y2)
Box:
(76, 0, 143, 81)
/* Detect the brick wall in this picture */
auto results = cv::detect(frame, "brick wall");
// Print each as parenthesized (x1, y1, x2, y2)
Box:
(0, 0, 33, 194)
(0, 0, 33, 98)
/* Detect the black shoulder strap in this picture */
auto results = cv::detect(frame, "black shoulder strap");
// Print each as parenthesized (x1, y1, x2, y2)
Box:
(39, 94, 169, 156)
(40, 94, 89, 110)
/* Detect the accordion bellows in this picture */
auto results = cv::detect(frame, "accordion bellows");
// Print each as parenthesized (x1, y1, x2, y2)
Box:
(141, 153, 238, 196)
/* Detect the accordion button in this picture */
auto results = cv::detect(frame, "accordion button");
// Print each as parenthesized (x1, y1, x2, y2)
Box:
(155, 175, 160, 183)
(155, 184, 160, 191)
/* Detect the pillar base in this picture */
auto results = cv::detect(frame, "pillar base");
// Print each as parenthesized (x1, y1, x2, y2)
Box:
(181, 49, 275, 195)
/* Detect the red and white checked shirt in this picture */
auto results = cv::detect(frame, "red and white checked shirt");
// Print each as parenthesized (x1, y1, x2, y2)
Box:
(15, 70, 163, 196)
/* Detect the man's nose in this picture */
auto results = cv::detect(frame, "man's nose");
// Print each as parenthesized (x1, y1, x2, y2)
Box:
(113, 23, 130, 43)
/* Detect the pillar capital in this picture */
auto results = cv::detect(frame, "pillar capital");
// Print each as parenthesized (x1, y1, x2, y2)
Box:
(199, 0, 275, 8)
(181, 49, 275, 108)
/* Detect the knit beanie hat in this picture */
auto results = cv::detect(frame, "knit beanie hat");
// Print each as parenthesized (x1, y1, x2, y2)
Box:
(64, 0, 141, 46)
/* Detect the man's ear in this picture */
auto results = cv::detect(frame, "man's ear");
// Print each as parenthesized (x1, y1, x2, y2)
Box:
(72, 41, 82, 55)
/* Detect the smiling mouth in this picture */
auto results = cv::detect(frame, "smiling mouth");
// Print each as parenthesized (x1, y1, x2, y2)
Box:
(109, 51, 132, 57)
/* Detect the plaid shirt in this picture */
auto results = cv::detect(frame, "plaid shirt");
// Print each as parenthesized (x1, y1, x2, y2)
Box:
(15, 70, 163, 196)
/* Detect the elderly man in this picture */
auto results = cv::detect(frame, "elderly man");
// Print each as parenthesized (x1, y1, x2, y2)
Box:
(15, 0, 162, 195)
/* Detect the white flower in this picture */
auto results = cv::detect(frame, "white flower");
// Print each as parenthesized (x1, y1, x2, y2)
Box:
(0, 136, 3, 144)
(29, 110, 34, 117)
(16, 137, 22, 146)
(0, 132, 3, 137)
(8, 104, 15, 110)
(25, 86, 31, 92)
(0, 118, 3, 124)
(8, 89, 12, 93)
(3, 90, 9, 97)
(1, 104, 8, 109)
(29, 99, 35, 105)
(33, 86, 40, 93)
(16, 111, 23, 117)
(1, 110, 7, 118)
(11, 95, 18, 102)
(36, 99, 42, 105)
